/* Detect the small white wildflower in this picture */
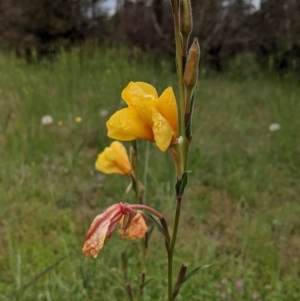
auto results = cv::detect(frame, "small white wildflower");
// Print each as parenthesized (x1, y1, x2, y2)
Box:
(41, 115, 53, 125)
(269, 123, 280, 132)
(99, 110, 108, 117)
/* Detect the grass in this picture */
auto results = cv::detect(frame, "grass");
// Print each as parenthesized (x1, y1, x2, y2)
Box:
(0, 47, 299, 301)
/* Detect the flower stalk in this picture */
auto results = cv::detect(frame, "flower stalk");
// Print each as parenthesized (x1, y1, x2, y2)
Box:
(130, 141, 142, 204)
(168, 1, 186, 299)
(83, 1, 201, 299)
(130, 141, 148, 301)
(121, 252, 134, 301)
(167, 1, 199, 300)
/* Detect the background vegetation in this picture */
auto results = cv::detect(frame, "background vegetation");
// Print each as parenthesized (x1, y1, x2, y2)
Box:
(0, 0, 299, 300)
(0, 47, 299, 300)
(0, 0, 300, 73)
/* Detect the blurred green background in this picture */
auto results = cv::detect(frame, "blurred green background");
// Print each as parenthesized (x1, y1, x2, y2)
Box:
(1, 0, 300, 300)
(1, 47, 299, 300)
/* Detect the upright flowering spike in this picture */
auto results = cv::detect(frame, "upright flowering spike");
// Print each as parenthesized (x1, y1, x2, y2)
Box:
(82, 203, 136, 258)
(119, 212, 148, 240)
(95, 141, 132, 176)
(106, 82, 178, 152)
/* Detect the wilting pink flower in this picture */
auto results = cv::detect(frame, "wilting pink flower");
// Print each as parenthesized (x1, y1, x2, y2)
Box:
(82, 203, 147, 258)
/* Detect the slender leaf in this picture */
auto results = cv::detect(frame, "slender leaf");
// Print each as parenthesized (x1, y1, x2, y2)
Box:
(141, 212, 168, 242)
(182, 265, 210, 283)
(145, 225, 155, 247)
(175, 172, 189, 197)
(139, 278, 154, 290)
(185, 86, 197, 138)
(173, 265, 210, 293)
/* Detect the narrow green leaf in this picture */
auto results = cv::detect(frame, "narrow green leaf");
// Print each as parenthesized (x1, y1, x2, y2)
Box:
(185, 86, 197, 138)
(141, 212, 168, 242)
(145, 225, 155, 247)
(139, 278, 154, 290)
(182, 265, 210, 283)
(180, 172, 189, 195)
(175, 178, 181, 196)
(176, 172, 189, 197)
(182, 264, 210, 284)
(173, 265, 210, 293)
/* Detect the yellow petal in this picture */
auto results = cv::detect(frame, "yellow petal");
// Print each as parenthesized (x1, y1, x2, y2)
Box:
(121, 82, 156, 126)
(135, 82, 158, 98)
(110, 141, 132, 172)
(96, 149, 124, 175)
(106, 108, 154, 141)
(152, 110, 173, 152)
(95, 141, 132, 175)
(106, 82, 178, 152)
(156, 87, 178, 137)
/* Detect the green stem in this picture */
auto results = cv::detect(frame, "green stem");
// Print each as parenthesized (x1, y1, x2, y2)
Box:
(142, 142, 150, 204)
(184, 87, 193, 125)
(172, 0, 185, 140)
(172, 0, 190, 176)
(183, 86, 193, 170)
(130, 141, 147, 301)
(121, 252, 134, 301)
(167, 196, 182, 301)
(131, 141, 142, 205)
(170, 196, 182, 253)
(137, 240, 147, 301)
(167, 250, 173, 301)
(167, 1, 186, 301)
(136, 142, 150, 301)
(182, 36, 188, 72)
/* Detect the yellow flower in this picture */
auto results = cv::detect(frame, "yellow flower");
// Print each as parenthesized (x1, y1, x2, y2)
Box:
(119, 212, 148, 240)
(106, 82, 178, 152)
(75, 116, 82, 123)
(95, 141, 132, 176)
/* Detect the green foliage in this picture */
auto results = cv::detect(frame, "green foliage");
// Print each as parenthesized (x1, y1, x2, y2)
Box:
(0, 48, 300, 300)
(225, 53, 261, 81)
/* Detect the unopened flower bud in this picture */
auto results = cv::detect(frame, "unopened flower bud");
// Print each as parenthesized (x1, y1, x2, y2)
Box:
(183, 38, 200, 89)
(180, 0, 192, 38)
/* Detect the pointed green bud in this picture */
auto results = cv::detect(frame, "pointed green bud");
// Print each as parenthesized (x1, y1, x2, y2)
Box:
(180, 0, 193, 38)
(183, 38, 200, 90)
